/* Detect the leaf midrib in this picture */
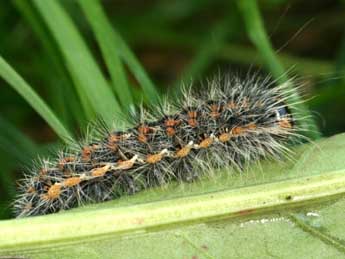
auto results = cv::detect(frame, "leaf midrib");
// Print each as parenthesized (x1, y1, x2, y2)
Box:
(1, 169, 345, 252)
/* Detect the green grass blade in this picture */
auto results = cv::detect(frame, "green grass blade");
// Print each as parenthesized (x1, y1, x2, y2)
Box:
(13, 0, 89, 127)
(78, 0, 133, 110)
(79, 3, 160, 104)
(32, 0, 122, 123)
(236, 0, 321, 140)
(237, 1, 286, 82)
(0, 56, 72, 141)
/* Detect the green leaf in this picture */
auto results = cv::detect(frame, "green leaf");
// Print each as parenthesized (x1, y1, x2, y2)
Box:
(113, 34, 160, 105)
(13, 0, 88, 127)
(0, 56, 72, 141)
(32, 0, 122, 123)
(1, 133, 345, 258)
(78, 0, 133, 110)
(77, 0, 160, 105)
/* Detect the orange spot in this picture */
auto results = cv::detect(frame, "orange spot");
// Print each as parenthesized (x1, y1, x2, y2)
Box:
(166, 127, 175, 137)
(45, 183, 62, 200)
(188, 119, 198, 127)
(58, 156, 76, 170)
(198, 137, 214, 148)
(188, 111, 197, 118)
(146, 153, 164, 164)
(210, 104, 222, 118)
(63, 177, 82, 187)
(279, 119, 292, 129)
(219, 133, 231, 142)
(138, 125, 151, 135)
(164, 118, 180, 127)
(108, 133, 129, 151)
(187, 111, 198, 127)
(176, 145, 192, 158)
(82, 146, 92, 162)
(231, 127, 244, 135)
(65, 157, 75, 162)
(137, 125, 154, 143)
(138, 133, 147, 143)
(227, 101, 237, 109)
(91, 165, 110, 177)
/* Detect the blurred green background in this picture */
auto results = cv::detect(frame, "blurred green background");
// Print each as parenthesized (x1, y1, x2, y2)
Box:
(0, 0, 344, 219)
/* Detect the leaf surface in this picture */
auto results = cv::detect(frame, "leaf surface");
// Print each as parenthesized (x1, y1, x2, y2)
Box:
(1, 134, 345, 258)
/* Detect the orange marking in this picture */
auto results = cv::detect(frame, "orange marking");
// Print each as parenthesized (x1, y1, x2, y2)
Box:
(188, 119, 198, 127)
(138, 125, 151, 135)
(108, 133, 129, 143)
(279, 119, 292, 129)
(188, 111, 197, 118)
(198, 137, 214, 148)
(44, 183, 62, 200)
(63, 177, 82, 187)
(227, 101, 236, 109)
(210, 104, 221, 118)
(247, 123, 257, 130)
(138, 125, 153, 143)
(58, 156, 76, 170)
(107, 133, 129, 151)
(166, 127, 176, 137)
(146, 153, 164, 164)
(176, 145, 192, 158)
(231, 127, 244, 135)
(187, 111, 198, 127)
(164, 118, 180, 127)
(138, 133, 147, 143)
(91, 164, 111, 177)
(219, 133, 231, 142)
(82, 146, 92, 162)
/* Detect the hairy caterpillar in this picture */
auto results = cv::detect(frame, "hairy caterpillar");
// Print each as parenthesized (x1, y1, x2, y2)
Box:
(14, 75, 300, 217)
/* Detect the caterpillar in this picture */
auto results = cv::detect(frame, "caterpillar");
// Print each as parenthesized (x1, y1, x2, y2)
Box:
(14, 75, 300, 217)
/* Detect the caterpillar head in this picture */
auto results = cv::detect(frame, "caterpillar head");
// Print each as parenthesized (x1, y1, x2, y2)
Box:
(275, 104, 294, 129)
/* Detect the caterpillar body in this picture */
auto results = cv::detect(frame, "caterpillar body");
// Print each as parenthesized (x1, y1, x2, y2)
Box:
(14, 75, 299, 217)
